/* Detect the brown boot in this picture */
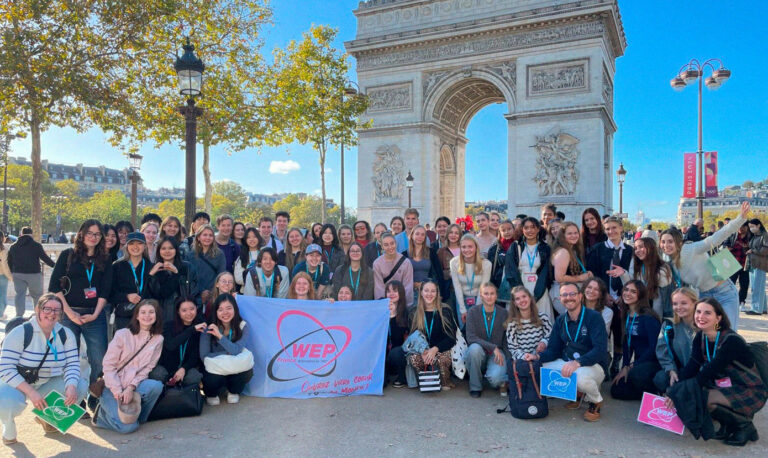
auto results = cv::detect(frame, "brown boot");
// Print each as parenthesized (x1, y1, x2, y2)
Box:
(565, 392, 584, 409)
(35, 417, 58, 434)
(583, 402, 602, 422)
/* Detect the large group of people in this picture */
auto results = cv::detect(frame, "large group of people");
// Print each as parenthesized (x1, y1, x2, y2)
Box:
(0, 202, 765, 447)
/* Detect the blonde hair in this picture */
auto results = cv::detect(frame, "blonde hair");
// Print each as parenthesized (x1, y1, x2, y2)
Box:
(408, 225, 430, 260)
(410, 281, 452, 336)
(505, 286, 543, 330)
(457, 233, 484, 275)
(671, 287, 698, 324)
(193, 224, 221, 258)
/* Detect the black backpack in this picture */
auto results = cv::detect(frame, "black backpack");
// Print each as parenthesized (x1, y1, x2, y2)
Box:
(3, 317, 68, 348)
(501, 358, 548, 419)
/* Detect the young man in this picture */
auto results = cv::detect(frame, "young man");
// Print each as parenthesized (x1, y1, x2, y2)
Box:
(141, 213, 162, 226)
(395, 208, 421, 253)
(215, 214, 239, 274)
(259, 217, 284, 253)
(537, 282, 609, 422)
(7, 227, 55, 317)
(465, 284, 508, 398)
(273, 211, 290, 248)
(291, 244, 330, 297)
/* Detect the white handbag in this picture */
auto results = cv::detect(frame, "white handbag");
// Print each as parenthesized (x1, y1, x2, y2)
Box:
(204, 349, 254, 376)
(451, 328, 468, 379)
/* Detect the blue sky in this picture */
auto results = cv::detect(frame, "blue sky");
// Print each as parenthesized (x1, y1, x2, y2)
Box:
(8, 1, 768, 221)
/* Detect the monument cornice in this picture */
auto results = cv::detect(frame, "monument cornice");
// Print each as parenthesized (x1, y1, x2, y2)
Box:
(504, 104, 617, 132)
(357, 120, 468, 142)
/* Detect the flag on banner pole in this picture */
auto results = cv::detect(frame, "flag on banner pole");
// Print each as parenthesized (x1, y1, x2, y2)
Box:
(705, 151, 718, 197)
(683, 153, 696, 198)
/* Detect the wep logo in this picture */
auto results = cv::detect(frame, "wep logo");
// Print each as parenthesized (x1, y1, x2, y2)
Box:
(267, 310, 352, 382)
(547, 372, 572, 393)
(647, 398, 677, 423)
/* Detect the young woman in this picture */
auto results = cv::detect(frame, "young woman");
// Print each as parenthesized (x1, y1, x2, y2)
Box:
(149, 297, 206, 387)
(318, 224, 345, 273)
(103, 224, 120, 263)
(114, 220, 134, 259)
(548, 218, 563, 246)
(486, 220, 515, 306)
(610, 280, 661, 400)
(404, 226, 440, 303)
(627, 237, 673, 318)
(384, 281, 410, 387)
(653, 287, 697, 393)
(141, 221, 160, 264)
(505, 217, 552, 317)
(727, 223, 751, 309)
(241, 248, 289, 299)
(408, 281, 457, 389)
(332, 242, 374, 300)
(0, 231, 10, 320)
(506, 286, 552, 361)
(353, 220, 372, 248)
(489, 211, 501, 238)
(436, 224, 462, 301)
(583, 278, 613, 337)
(373, 233, 414, 305)
(159, 216, 184, 245)
(310, 223, 323, 245)
(292, 245, 331, 298)
(148, 237, 198, 324)
(288, 272, 316, 300)
(581, 208, 607, 251)
(232, 222, 246, 247)
(390, 216, 405, 236)
(233, 227, 264, 290)
(336, 286, 354, 301)
(93, 299, 164, 434)
(337, 224, 354, 255)
(0, 295, 86, 444)
(474, 212, 496, 259)
(659, 202, 749, 330)
(284, 228, 307, 278)
(746, 218, 768, 315)
(550, 222, 592, 316)
(201, 272, 236, 321)
(671, 298, 767, 446)
(450, 234, 492, 327)
(363, 223, 387, 268)
(185, 224, 227, 296)
(111, 232, 153, 331)
(199, 294, 253, 406)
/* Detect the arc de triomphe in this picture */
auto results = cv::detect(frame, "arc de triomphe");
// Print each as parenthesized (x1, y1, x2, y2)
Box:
(346, 0, 626, 224)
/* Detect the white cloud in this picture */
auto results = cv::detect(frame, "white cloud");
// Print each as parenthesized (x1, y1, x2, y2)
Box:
(269, 160, 300, 175)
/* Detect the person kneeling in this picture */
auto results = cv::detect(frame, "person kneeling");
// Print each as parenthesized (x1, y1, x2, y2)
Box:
(465, 282, 508, 398)
(0, 294, 88, 445)
(149, 297, 205, 387)
(535, 283, 610, 422)
(407, 281, 457, 389)
(92, 300, 164, 434)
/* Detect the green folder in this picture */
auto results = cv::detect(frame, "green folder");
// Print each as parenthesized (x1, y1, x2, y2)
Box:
(707, 249, 741, 282)
(31, 390, 86, 434)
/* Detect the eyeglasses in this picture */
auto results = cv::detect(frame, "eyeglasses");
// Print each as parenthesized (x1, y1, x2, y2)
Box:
(219, 279, 234, 285)
(41, 307, 63, 315)
(85, 231, 102, 239)
(560, 292, 579, 298)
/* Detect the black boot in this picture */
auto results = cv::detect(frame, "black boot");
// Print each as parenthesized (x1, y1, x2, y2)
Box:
(710, 406, 733, 440)
(609, 354, 622, 378)
(725, 421, 759, 446)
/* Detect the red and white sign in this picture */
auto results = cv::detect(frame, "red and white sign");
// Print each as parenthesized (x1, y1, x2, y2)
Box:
(683, 153, 696, 198)
(637, 392, 686, 435)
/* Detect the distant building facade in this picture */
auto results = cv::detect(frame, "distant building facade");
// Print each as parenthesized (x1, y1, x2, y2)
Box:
(677, 186, 768, 226)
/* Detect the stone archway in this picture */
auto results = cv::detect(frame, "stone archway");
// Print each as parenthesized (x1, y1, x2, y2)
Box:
(347, 0, 626, 224)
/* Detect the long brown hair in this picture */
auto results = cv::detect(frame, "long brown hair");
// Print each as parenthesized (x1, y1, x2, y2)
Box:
(553, 221, 585, 275)
(386, 280, 409, 329)
(284, 227, 307, 273)
(660, 228, 683, 268)
(288, 272, 316, 300)
(128, 299, 163, 335)
(505, 285, 543, 330)
(632, 237, 668, 300)
(582, 277, 610, 313)
(72, 219, 109, 270)
(619, 280, 659, 322)
(580, 207, 606, 248)
(211, 293, 245, 342)
(410, 281, 452, 336)
(408, 225, 430, 260)
(193, 224, 221, 258)
(160, 216, 184, 243)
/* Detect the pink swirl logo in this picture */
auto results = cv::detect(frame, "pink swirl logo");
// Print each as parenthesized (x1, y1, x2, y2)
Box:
(647, 398, 677, 423)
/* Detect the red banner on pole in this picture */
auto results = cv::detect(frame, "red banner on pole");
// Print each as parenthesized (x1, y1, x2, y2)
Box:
(705, 151, 718, 198)
(683, 153, 696, 198)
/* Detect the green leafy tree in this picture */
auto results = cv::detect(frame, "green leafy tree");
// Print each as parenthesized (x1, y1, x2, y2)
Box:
(271, 26, 370, 223)
(273, 194, 340, 228)
(75, 190, 131, 226)
(212, 181, 248, 212)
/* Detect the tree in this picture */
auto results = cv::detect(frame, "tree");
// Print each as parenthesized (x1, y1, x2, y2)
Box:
(0, 1, 172, 239)
(272, 193, 340, 228)
(212, 181, 248, 211)
(743, 180, 755, 189)
(271, 26, 369, 223)
(75, 190, 131, 226)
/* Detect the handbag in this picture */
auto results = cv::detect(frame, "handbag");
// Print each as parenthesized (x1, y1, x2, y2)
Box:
(451, 327, 467, 379)
(203, 349, 254, 376)
(707, 248, 741, 281)
(114, 302, 137, 318)
(418, 364, 441, 392)
(90, 337, 152, 398)
(16, 339, 52, 385)
(147, 384, 204, 421)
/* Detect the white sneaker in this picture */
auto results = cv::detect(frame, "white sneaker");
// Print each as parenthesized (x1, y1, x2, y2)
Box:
(500, 383, 508, 397)
(206, 396, 220, 406)
(226, 393, 240, 404)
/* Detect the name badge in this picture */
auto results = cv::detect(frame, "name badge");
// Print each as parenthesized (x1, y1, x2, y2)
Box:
(715, 377, 732, 388)
(526, 274, 538, 283)
(83, 287, 97, 299)
(465, 297, 476, 307)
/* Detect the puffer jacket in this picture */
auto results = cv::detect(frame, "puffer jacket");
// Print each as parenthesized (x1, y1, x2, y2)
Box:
(748, 230, 768, 271)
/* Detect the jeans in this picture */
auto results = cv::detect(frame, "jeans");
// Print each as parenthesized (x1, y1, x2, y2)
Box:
(464, 343, 507, 392)
(700, 280, 740, 330)
(730, 268, 750, 304)
(11, 272, 43, 317)
(0, 276, 8, 316)
(751, 268, 766, 314)
(149, 366, 203, 386)
(94, 380, 163, 434)
(543, 359, 605, 403)
(385, 346, 407, 384)
(202, 369, 253, 397)
(60, 311, 108, 383)
(0, 377, 89, 440)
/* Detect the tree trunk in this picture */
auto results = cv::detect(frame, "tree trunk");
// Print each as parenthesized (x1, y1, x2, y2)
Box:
(203, 142, 212, 214)
(30, 108, 42, 241)
(319, 144, 326, 224)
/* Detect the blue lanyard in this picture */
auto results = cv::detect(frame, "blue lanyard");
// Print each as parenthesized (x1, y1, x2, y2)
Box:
(306, 265, 320, 283)
(575, 255, 586, 274)
(705, 331, 720, 362)
(565, 306, 585, 342)
(85, 261, 95, 287)
(348, 268, 360, 295)
(671, 266, 682, 288)
(130, 259, 145, 294)
(376, 243, 381, 257)
(179, 341, 188, 367)
(464, 269, 476, 296)
(46, 333, 58, 362)
(483, 307, 496, 341)
(323, 247, 334, 262)
(260, 269, 275, 298)
(424, 312, 435, 340)
(641, 264, 646, 281)
(626, 313, 638, 348)
(525, 244, 538, 271)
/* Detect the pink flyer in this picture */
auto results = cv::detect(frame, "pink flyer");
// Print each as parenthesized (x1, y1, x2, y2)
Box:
(637, 392, 686, 435)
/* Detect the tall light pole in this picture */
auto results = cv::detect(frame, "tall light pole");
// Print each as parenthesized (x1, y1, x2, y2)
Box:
(406, 170, 414, 208)
(128, 153, 143, 228)
(174, 37, 205, 231)
(616, 163, 626, 215)
(340, 80, 364, 225)
(671, 59, 731, 219)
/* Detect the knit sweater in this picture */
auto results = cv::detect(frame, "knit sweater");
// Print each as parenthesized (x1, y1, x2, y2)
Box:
(506, 312, 553, 359)
(466, 304, 508, 354)
(450, 257, 492, 314)
(103, 328, 163, 393)
(0, 317, 79, 388)
(677, 215, 745, 291)
(373, 254, 414, 305)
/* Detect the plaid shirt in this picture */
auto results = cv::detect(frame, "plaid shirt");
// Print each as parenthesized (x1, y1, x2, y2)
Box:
(728, 234, 749, 267)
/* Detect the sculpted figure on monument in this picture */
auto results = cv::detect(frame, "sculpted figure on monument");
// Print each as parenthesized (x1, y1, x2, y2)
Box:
(372, 145, 405, 202)
(531, 132, 580, 196)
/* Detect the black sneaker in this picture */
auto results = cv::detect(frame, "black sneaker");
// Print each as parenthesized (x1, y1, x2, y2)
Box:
(392, 381, 406, 388)
(470, 391, 481, 398)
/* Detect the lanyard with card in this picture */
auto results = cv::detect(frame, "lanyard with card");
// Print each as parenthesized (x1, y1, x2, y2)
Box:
(83, 261, 97, 299)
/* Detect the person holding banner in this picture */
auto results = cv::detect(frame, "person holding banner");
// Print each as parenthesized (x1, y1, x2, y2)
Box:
(465, 282, 508, 398)
(653, 287, 697, 393)
(536, 282, 609, 422)
(149, 297, 205, 387)
(0, 294, 87, 444)
(240, 248, 289, 299)
(384, 280, 411, 387)
(199, 294, 253, 406)
(292, 244, 331, 299)
(336, 286, 354, 301)
(407, 281, 457, 389)
(332, 242, 374, 300)
(287, 272, 316, 300)
(373, 233, 414, 306)
(450, 234, 491, 328)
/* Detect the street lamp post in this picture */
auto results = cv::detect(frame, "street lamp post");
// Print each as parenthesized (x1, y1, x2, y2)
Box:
(671, 59, 731, 219)
(51, 195, 67, 235)
(128, 153, 143, 228)
(174, 38, 205, 231)
(405, 171, 414, 208)
(340, 81, 363, 225)
(616, 163, 627, 215)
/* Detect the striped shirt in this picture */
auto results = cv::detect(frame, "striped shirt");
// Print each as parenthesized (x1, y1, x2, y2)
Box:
(0, 318, 80, 388)
(506, 312, 553, 360)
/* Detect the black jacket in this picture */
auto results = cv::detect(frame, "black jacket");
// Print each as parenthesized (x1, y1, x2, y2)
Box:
(505, 241, 551, 301)
(8, 235, 55, 274)
(48, 248, 113, 311)
(158, 318, 203, 373)
(667, 378, 714, 439)
(110, 258, 153, 310)
(586, 241, 633, 294)
(363, 241, 382, 268)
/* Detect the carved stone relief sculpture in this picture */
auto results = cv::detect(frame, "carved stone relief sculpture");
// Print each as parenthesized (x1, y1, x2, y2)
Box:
(366, 82, 412, 113)
(531, 132, 580, 196)
(527, 59, 588, 96)
(372, 144, 405, 202)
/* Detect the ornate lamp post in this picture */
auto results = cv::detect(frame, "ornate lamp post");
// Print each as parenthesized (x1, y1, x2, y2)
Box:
(405, 170, 414, 208)
(340, 81, 363, 225)
(174, 38, 205, 230)
(128, 153, 143, 227)
(671, 58, 731, 219)
(616, 163, 627, 215)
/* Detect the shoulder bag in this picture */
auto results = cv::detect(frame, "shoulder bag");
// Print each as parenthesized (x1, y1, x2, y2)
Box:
(90, 336, 152, 398)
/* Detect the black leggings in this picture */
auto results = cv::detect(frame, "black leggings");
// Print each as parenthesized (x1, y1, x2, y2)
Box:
(611, 360, 661, 400)
(202, 369, 254, 397)
(730, 268, 750, 304)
